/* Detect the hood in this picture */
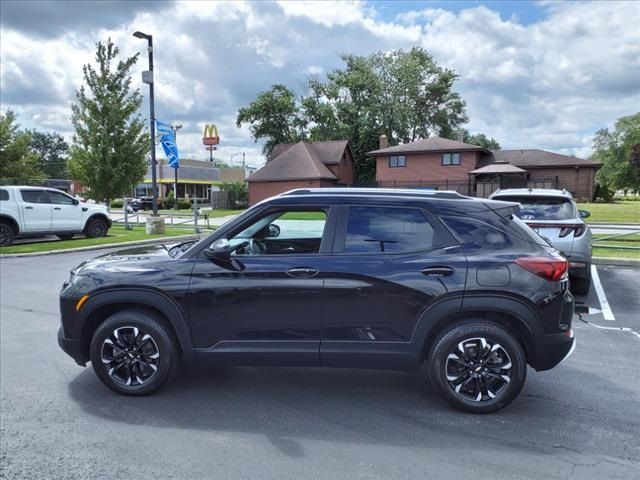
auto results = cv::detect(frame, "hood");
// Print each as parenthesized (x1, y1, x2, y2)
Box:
(71, 243, 174, 276)
(80, 201, 109, 210)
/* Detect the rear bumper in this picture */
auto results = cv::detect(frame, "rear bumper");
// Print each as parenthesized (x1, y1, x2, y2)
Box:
(57, 326, 85, 366)
(532, 329, 575, 371)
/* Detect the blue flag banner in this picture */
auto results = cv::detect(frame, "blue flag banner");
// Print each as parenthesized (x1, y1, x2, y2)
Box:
(156, 120, 179, 168)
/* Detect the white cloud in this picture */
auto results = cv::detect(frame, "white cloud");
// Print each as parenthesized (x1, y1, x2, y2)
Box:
(1, 0, 638, 165)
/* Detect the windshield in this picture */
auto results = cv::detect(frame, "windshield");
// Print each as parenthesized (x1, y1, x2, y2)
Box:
(494, 196, 575, 221)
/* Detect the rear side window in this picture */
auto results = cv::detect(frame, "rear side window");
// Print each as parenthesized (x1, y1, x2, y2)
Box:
(20, 190, 48, 204)
(494, 196, 575, 220)
(343, 206, 435, 253)
(0, 189, 8, 201)
(442, 216, 514, 250)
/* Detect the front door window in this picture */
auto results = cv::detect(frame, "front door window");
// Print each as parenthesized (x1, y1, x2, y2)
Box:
(229, 209, 328, 256)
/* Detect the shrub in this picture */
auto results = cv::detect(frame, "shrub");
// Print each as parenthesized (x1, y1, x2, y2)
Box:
(594, 181, 615, 202)
(220, 181, 248, 208)
(110, 200, 123, 209)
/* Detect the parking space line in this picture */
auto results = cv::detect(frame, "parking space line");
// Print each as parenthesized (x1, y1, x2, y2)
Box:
(591, 265, 615, 321)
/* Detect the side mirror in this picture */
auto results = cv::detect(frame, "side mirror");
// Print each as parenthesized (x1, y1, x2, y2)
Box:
(579, 210, 591, 218)
(72, 198, 79, 205)
(204, 238, 231, 261)
(268, 223, 280, 238)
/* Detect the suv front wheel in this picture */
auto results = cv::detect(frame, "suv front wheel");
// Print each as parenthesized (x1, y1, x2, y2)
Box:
(428, 320, 527, 413)
(89, 309, 179, 395)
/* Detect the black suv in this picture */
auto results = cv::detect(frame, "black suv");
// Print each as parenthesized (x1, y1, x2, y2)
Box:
(58, 189, 575, 413)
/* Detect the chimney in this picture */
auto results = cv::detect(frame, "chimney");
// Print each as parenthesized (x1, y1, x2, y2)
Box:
(456, 131, 464, 142)
(379, 134, 389, 149)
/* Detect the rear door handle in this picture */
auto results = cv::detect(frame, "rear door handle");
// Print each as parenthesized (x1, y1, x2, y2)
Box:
(286, 267, 319, 278)
(53, 207, 61, 210)
(422, 266, 454, 277)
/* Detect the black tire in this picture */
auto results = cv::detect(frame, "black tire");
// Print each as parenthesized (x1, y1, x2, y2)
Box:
(84, 218, 108, 238)
(57, 234, 75, 240)
(570, 265, 591, 295)
(428, 320, 527, 414)
(0, 222, 15, 246)
(89, 309, 180, 395)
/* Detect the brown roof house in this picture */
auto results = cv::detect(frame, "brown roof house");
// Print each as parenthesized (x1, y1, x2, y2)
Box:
(368, 136, 601, 200)
(247, 140, 354, 205)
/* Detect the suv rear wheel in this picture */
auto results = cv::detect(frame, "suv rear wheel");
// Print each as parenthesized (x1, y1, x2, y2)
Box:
(570, 264, 591, 295)
(0, 222, 15, 246)
(428, 320, 527, 413)
(89, 309, 179, 395)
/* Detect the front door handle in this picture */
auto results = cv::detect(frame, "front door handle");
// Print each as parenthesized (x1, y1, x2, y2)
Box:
(286, 267, 319, 278)
(422, 266, 454, 277)
(53, 207, 61, 210)
(25, 206, 34, 210)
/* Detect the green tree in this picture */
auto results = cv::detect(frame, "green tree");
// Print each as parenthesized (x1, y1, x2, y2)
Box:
(69, 39, 149, 205)
(0, 111, 46, 185)
(27, 130, 70, 178)
(449, 129, 501, 150)
(237, 48, 468, 181)
(593, 112, 640, 193)
(236, 84, 307, 157)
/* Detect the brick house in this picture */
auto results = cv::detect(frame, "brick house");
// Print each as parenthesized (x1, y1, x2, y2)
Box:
(247, 140, 354, 205)
(368, 136, 602, 200)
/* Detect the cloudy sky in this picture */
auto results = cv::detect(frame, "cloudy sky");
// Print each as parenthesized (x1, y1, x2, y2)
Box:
(1, 0, 639, 168)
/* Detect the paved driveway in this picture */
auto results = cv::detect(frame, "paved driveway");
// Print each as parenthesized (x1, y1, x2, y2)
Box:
(1, 251, 638, 479)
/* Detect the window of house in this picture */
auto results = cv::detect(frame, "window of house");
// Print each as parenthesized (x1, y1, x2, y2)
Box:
(442, 153, 461, 166)
(389, 155, 406, 168)
(343, 206, 435, 254)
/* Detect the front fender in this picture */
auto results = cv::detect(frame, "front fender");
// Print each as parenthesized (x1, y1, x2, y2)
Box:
(75, 287, 194, 360)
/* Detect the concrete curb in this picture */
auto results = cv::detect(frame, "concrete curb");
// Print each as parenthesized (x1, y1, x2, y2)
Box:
(0, 234, 202, 258)
(593, 257, 640, 267)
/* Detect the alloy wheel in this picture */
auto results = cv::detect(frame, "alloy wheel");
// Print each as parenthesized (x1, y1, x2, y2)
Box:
(445, 337, 513, 402)
(0, 225, 12, 246)
(100, 326, 160, 386)
(90, 221, 107, 237)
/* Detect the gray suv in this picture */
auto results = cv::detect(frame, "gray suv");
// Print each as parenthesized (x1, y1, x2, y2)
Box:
(489, 188, 592, 294)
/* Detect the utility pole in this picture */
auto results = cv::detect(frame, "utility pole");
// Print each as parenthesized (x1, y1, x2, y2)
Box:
(133, 31, 158, 217)
(171, 124, 182, 210)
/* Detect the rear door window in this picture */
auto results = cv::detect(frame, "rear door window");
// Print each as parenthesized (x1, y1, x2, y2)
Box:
(0, 189, 8, 201)
(494, 196, 575, 221)
(342, 206, 435, 254)
(20, 190, 48, 204)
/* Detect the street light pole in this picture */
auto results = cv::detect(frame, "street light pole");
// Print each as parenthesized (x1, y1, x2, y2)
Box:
(170, 124, 182, 210)
(133, 31, 158, 216)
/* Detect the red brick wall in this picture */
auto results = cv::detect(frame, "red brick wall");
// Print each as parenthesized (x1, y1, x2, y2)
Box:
(376, 151, 480, 183)
(527, 167, 597, 201)
(327, 150, 355, 185)
(248, 179, 335, 205)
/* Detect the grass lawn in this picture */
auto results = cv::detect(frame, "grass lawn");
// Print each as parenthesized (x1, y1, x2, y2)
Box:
(280, 211, 326, 221)
(576, 201, 640, 224)
(200, 208, 246, 218)
(592, 233, 640, 260)
(0, 225, 195, 255)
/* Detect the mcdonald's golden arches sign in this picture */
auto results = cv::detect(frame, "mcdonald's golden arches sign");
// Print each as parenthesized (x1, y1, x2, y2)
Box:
(202, 124, 220, 146)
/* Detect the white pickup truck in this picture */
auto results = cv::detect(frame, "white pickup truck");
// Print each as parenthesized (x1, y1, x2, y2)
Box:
(0, 186, 111, 246)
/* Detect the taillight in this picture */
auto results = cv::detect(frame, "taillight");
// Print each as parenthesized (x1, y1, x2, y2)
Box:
(528, 223, 586, 238)
(515, 256, 568, 281)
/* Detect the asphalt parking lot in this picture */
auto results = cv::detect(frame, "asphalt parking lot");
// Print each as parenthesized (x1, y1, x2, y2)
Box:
(1, 251, 638, 479)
